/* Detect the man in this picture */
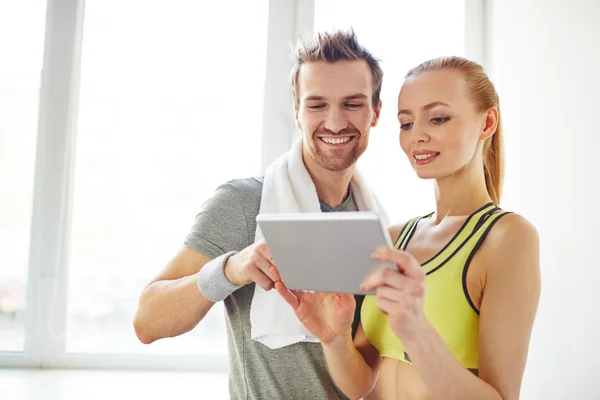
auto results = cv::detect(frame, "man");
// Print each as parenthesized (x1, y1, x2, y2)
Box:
(133, 29, 384, 399)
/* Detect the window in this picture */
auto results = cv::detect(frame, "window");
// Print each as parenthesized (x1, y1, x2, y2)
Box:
(1, 0, 477, 369)
(0, 0, 47, 352)
(66, 0, 269, 354)
(314, 0, 465, 222)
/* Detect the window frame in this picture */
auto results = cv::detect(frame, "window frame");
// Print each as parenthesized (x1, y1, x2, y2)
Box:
(0, 0, 486, 370)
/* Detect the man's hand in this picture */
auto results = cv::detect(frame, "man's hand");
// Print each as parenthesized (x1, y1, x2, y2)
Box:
(224, 240, 281, 290)
(275, 281, 356, 344)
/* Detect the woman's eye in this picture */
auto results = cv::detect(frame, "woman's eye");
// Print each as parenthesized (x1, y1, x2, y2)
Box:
(400, 123, 413, 130)
(431, 117, 450, 124)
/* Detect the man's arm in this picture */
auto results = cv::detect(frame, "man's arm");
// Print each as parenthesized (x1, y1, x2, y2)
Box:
(134, 179, 278, 344)
(134, 239, 279, 344)
(133, 246, 215, 344)
(133, 180, 245, 344)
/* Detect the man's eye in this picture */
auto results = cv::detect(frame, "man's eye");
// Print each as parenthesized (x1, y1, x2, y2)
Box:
(345, 103, 362, 108)
(309, 105, 325, 110)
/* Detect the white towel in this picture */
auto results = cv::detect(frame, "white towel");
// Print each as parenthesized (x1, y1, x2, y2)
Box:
(250, 137, 389, 349)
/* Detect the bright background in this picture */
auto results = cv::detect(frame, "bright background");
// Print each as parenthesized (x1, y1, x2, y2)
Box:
(1, 1, 598, 399)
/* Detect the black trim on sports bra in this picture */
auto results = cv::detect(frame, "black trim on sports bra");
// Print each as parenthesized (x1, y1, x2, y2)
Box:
(393, 219, 413, 249)
(399, 216, 426, 250)
(473, 207, 500, 232)
(423, 207, 500, 277)
(462, 211, 512, 315)
(402, 202, 496, 266)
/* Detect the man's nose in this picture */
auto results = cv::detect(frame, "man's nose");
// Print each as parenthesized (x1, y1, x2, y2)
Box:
(323, 108, 348, 133)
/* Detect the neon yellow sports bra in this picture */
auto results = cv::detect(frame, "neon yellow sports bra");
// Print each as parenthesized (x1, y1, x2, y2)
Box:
(361, 202, 510, 372)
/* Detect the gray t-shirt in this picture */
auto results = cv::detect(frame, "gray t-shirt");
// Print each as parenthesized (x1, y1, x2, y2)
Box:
(184, 176, 364, 400)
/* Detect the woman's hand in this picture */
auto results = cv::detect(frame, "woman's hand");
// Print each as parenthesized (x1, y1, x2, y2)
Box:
(360, 247, 427, 341)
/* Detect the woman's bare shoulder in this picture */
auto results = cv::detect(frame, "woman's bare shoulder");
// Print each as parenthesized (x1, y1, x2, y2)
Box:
(480, 211, 540, 273)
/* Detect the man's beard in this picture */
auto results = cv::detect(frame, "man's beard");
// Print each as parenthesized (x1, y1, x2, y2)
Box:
(311, 127, 367, 172)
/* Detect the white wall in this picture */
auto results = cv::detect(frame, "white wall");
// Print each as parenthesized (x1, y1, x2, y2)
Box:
(488, 1, 600, 398)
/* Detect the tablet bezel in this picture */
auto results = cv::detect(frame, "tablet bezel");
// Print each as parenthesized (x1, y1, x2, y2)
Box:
(256, 211, 396, 295)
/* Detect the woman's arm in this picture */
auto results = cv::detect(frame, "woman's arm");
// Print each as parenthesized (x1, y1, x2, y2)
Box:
(275, 282, 382, 400)
(321, 323, 382, 399)
(363, 214, 541, 400)
(319, 223, 404, 399)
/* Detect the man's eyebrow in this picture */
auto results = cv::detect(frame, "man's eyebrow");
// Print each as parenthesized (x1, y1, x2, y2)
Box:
(303, 93, 368, 102)
(397, 101, 451, 116)
(343, 93, 368, 101)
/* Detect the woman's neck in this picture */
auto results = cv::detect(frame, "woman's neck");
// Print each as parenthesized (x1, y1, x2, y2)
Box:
(432, 162, 493, 224)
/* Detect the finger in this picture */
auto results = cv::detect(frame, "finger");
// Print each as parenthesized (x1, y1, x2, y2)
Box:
(275, 281, 299, 309)
(255, 241, 274, 264)
(360, 268, 408, 292)
(375, 285, 404, 302)
(371, 247, 423, 278)
(254, 242, 280, 281)
(289, 290, 320, 308)
(248, 269, 274, 291)
(251, 252, 279, 282)
(269, 265, 281, 282)
(376, 296, 396, 315)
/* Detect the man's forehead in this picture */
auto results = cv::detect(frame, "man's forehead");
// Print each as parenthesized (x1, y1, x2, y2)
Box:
(297, 60, 372, 99)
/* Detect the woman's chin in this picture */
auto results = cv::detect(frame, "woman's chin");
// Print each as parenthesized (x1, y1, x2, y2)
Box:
(414, 169, 440, 180)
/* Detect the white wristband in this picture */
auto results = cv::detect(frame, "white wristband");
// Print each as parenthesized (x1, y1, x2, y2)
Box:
(197, 251, 241, 302)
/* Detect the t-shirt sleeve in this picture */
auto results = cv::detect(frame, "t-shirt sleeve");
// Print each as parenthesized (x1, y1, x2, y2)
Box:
(184, 182, 251, 259)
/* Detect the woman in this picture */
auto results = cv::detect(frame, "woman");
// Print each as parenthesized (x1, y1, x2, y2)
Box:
(276, 56, 541, 400)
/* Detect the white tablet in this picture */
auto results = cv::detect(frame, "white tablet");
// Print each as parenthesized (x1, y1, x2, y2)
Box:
(255, 211, 396, 295)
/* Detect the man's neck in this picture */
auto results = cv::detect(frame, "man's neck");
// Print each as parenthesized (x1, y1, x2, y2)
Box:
(304, 160, 354, 209)
(314, 175, 352, 208)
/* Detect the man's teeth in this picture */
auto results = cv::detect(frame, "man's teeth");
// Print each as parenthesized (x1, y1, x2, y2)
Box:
(321, 137, 351, 144)
(415, 153, 438, 160)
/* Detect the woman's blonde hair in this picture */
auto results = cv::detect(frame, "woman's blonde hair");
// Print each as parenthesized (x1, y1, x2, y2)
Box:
(406, 56, 503, 204)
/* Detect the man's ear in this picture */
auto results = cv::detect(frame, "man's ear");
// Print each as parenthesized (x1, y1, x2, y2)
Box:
(295, 107, 301, 129)
(371, 100, 383, 127)
(480, 106, 499, 140)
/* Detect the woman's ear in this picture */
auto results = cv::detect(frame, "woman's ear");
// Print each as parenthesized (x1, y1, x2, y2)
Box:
(480, 107, 499, 140)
